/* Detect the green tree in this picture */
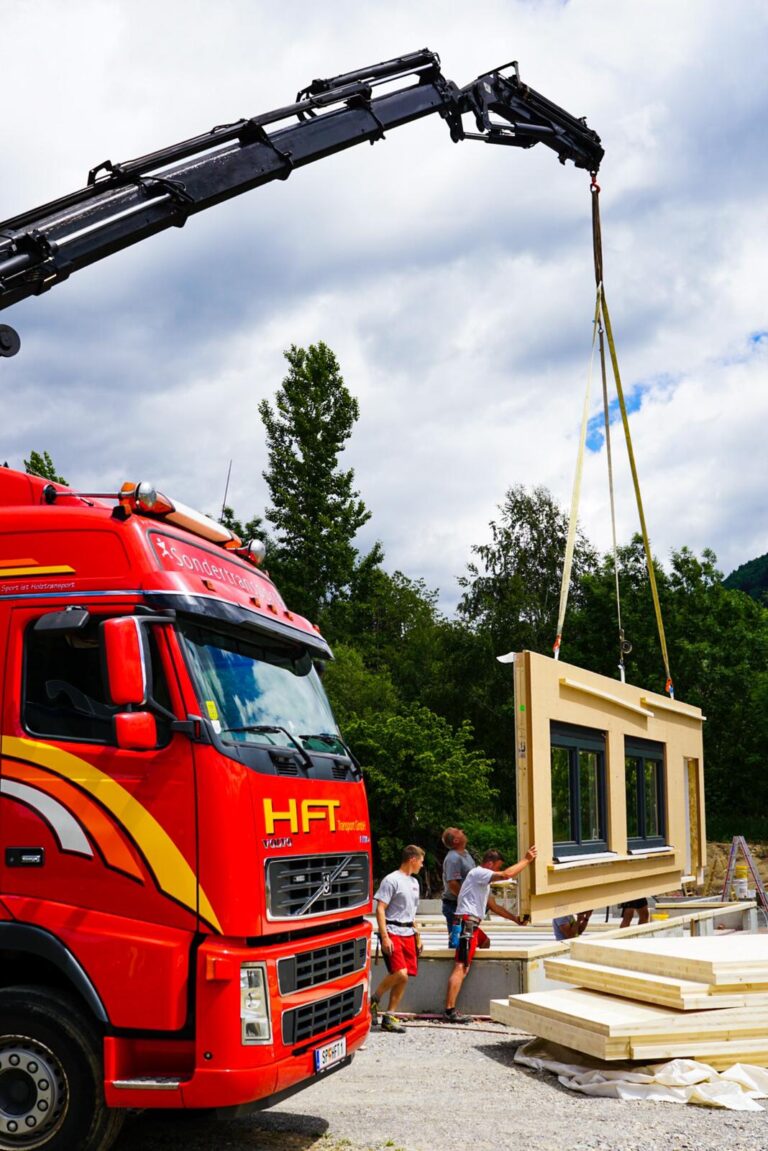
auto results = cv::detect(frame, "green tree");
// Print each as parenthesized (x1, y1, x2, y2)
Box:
(24, 450, 66, 484)
(567, 534, 671, 688)
(322, 643, 400, 728)
(570, 542, 768, 831)
(664, 547, 768, 824)
(343, 704, 497, 878)
(331, 568, 444, 700)
(259, 342, 382, 625)
(458, 484, 597, 654)
(448, 485, 597, 812)
(218, 505, 266, 544)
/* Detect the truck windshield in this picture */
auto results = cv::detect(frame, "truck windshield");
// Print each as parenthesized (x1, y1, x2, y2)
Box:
(178, 620, 341, 751)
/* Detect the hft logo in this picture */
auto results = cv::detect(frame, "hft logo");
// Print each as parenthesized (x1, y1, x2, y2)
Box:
(263, 798, 340, 834)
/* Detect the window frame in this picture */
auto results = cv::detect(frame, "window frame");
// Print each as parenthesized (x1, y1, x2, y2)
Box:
(625, 736, 667, 851)
(21, 614, 173, 749)
(550, 722, 608, 860)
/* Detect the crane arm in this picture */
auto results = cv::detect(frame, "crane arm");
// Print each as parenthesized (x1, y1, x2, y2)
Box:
(0, 49, 602, 314)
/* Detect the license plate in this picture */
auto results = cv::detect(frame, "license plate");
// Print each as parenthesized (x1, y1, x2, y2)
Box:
(313, 1036, 346, 1073)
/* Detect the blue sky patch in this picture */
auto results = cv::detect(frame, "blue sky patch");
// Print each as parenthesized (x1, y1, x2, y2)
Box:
(586, 385, 646, 452)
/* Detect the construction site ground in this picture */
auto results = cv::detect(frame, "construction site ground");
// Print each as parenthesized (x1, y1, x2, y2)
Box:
(116, 1018, 768, 1151)
(115, 843, 768, 1151)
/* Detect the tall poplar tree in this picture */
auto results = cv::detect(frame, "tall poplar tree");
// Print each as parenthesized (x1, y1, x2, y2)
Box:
(258, 342, 380, 625)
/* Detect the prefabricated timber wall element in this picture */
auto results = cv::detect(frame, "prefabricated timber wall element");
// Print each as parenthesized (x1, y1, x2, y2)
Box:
(512, 651, 706, 918)
(492, 936, 768, 1068)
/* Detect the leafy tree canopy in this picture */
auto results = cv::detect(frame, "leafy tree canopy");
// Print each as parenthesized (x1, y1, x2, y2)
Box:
(343, 704, 497, 876)
(24, 450, 66, 484)
(458, 483, 597, 654)
(218, 504, 265, 544)
(321, 643, 400, 728)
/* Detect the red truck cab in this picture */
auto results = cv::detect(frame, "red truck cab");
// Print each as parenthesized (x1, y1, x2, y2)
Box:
(0, 469, 372, 1151)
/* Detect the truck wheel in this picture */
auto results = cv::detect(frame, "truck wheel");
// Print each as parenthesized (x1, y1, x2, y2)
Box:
(0, 987, 124, 1151)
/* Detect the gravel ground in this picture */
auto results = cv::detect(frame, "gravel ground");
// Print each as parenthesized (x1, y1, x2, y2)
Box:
(113, 1019, 768, 1151)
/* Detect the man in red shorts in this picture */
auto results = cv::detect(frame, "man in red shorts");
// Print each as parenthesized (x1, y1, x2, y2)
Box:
(371, 845, 425, 1034)
(443, 845, 537, 1024)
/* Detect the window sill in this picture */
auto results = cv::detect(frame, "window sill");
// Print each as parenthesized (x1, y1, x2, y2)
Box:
(550, 851, 618, 869)
(550, 846, 675, 870)
(627, 845, 674, 856)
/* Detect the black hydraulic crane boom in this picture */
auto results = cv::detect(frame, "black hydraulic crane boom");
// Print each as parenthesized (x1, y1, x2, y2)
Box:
(0, 49, 602, 317)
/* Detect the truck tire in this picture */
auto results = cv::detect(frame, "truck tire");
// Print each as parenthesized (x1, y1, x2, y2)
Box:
(0, 987, 124, 1151)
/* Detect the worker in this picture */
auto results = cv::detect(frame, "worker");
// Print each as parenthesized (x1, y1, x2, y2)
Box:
(553, 909, 593, 940)
(370, 845, 425, 1034)
(620, 897, 650, 927)
(440, 827, 476, 939)
(443, 845, 537, 1024)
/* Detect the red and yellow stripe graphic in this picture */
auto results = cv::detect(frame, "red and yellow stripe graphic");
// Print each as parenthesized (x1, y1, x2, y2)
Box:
(1, 736, 221, 932)
(2, 759, 144, 881)
(0, 557, 75, 578)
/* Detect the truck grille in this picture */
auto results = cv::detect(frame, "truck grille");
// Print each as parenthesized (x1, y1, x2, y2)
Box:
(282, 985, 364, 1046)
(278, 937, 368, 994)
(266, 853, 370, 919)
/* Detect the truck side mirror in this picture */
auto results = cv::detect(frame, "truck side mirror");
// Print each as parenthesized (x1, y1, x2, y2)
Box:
(114, 711, 158, 751)
(102, 616, 150, 705)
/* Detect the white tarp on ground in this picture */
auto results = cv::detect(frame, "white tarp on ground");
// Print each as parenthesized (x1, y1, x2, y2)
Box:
(515, 1039, 768, 1111)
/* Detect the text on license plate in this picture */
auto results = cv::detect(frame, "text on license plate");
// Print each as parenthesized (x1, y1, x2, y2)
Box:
(314, 1036, 346, 1073)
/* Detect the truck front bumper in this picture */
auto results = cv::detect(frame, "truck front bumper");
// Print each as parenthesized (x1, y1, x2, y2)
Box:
(105, 924, 371, 1110)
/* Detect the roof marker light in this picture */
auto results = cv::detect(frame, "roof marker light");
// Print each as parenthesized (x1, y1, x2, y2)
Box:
(237, 539, 267, 566)
(135, 482, 175, 515)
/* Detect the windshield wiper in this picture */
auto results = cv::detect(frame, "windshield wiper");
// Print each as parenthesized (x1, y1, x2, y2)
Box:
(300, 732, 361, 770)
(220, 723, 313, 771)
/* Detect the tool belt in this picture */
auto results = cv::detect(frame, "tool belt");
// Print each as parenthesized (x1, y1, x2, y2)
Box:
(449, 913, 480, 949)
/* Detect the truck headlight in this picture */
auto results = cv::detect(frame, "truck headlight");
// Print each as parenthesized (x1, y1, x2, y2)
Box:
(240, 963, 272, 1044)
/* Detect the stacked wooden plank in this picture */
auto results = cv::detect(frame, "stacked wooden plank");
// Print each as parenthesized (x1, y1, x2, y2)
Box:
(490, 935, 768, 1067)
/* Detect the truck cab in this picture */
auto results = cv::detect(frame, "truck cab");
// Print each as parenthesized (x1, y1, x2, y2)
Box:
(0, 468, 371, 1151)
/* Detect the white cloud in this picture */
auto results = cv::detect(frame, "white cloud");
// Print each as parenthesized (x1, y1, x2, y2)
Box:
(2, 0, 767, 615)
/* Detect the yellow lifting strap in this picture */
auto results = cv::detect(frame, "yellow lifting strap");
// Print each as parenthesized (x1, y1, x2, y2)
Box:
(553, 288, 601, 661)
(598, 284, 673, 697)
(554, 176, 674, 698)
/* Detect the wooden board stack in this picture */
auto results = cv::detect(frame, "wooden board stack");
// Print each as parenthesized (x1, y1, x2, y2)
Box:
(490, 935, 768, 1068)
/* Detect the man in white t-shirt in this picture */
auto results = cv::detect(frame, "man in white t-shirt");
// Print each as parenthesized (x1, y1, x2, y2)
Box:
(443, 845, 537, 1024)
(371, 845, 425, 1034)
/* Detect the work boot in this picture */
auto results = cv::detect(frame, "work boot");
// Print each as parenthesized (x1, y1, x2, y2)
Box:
(381, 1013, 407, 1034)
(370, 998, 379, 1028)
(442, 1008, 471, 1025)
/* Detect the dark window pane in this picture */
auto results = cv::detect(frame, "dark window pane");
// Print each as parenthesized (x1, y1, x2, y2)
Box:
(551, 746, 572, 843)
(24, 622, 118, 742)
(644, 760, 661, 838)
(625, 756, 640, 838)
(579, 750, 601, 841)
(24, 618, 171, 747)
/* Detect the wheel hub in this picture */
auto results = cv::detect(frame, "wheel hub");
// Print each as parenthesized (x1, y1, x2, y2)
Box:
(0, 1039, 66, 1147)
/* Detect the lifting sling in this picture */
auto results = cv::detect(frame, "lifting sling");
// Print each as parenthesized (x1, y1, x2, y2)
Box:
(554, 175, 674, 697)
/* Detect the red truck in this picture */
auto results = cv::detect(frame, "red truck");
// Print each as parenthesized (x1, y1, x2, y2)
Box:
(0, 48, 601, 1151)
(0, 468, 371, 1149)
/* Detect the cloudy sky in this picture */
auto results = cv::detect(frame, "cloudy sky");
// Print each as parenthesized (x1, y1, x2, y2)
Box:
(2, 0, 767, 614)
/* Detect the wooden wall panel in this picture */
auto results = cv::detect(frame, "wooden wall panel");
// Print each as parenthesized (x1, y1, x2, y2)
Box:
(512, 651, 705, 917)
